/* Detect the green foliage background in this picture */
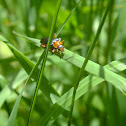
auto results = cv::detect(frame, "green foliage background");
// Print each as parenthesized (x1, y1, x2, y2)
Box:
(0, 0, 126, 126)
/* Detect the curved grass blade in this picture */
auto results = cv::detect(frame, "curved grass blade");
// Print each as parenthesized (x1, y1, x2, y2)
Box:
(9, 34, 126, 94)
(0, 35, 60, 102)
(39, 58, 126, 126)
(63, 49, 126, 94)
(27, 0, 62, 125)
(7, 51, 44, 126)
(104, 58, 126, 72)
(13, 31, 40, 47)
(68, 1, 114, 124)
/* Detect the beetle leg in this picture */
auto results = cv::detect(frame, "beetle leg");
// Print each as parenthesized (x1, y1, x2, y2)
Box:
(54, 33, 56, 38)
(49, 48, 54, 51)
(57, 51, 62, 58)
(52, 48, 56, 54)
(61, 40, 64, 45)
(58, 52, 61, 58)
(52, 49, 61, 58)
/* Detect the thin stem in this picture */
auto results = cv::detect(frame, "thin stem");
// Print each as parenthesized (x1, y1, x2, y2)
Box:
(7, 51, 44, 126)
(26, 0, 62, 125)
(103, 0, 120, 126)
(68, 1, 112, 125)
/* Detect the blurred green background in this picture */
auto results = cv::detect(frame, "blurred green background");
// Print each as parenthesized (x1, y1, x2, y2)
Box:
(0, 0, 126, 126)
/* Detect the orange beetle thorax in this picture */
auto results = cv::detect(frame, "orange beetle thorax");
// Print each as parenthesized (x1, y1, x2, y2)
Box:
(53, 41, 62, 48)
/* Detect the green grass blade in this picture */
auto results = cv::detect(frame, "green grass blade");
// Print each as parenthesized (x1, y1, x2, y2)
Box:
(13, 31, 40, 47)
(56, 0, 81, 37)
(63, 49, 126, 94)
(104, 58, 126, 72)
(68, 1, 115, 124)
(9, 34, 126, 94)
(7, 51, 44, 126)
(0, 35, 60, 102)
(39, 58, 126, 126)
(27, 0, 62, 125)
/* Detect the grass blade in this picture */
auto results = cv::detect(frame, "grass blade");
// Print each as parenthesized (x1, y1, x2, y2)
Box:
(68, 1, 113, 125)
(63, 49, 126, 94)
(10, 34, 126, 94)
(7, 50, 45, 126)
(13, 31, 40, 47)
(0, 35, 60, 102)
(27, 0, 62, 125)
(39, 58, 126, 126)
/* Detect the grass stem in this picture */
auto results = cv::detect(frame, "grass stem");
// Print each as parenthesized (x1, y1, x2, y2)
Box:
(68, 1, 112, 125)
(27, 0, 62, 125)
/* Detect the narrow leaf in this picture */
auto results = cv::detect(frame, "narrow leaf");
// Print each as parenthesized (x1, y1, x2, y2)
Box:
(7, 51, 44, 126)
(8, 34, 126, 94)
(0, 35, 60, 102)
(39, 58, 126, 125)
(27, 0, 62, 125)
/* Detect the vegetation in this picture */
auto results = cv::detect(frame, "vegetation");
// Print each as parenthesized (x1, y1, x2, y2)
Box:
(0, 0, 126, 126)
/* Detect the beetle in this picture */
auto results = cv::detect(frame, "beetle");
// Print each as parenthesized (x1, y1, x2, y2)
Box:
(40, 33, 64, 57)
